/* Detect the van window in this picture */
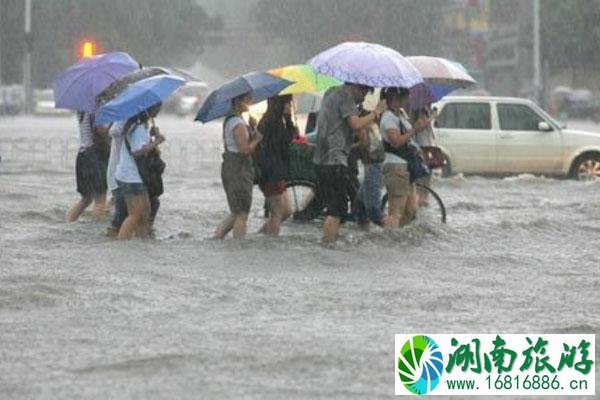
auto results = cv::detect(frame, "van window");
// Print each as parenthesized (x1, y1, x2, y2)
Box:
(437, 103, 491, 130)
(498, 103, 545, 131)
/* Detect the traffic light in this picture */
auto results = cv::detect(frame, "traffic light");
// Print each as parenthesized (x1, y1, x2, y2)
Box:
(76, 39, 101, 59)
(82, 41, 94, 58)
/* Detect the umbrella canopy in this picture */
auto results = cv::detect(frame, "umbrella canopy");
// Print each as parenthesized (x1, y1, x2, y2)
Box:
(268, 64, 341, 95)
(53, 52, 138, 112)
(195, 72, 293, 123)
(307, 42, 423, 88)
(95, 66, 170, 108)
(96, 74, 185, 124)
(409, 82, 437, 110)
(407, 56, 475, 85)
(407, 56, 476, 102)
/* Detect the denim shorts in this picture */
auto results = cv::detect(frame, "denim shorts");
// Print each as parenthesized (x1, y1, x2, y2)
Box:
(116, 180, 147, 196)
(111, 187, 160, 229)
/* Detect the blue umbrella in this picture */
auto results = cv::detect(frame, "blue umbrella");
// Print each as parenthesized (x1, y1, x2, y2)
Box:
(53, 52, 139, 112)
(96, 74, 185, 124)
(195, 72, 293, 123)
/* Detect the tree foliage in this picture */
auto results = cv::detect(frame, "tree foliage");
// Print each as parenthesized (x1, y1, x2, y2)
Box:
(0, 0, 221, 86)
(253, 0, 447, 61)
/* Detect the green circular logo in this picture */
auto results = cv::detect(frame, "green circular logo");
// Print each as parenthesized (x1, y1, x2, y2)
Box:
(397, 335, 444, 395)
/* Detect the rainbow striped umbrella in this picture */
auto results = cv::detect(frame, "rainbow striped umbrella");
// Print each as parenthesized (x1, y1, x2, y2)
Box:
(268, 64, 341, 95)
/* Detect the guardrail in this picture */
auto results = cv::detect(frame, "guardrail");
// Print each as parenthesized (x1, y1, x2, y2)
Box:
(0, 137, 224, 174)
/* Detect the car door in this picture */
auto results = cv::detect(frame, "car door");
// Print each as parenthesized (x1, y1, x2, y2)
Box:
(495, 103, 563, 174)
(435, 102, 496, 174)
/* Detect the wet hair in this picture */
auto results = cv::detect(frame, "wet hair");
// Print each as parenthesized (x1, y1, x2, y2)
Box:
(380, 87, 409, 107)
(259, 94, 294, 137)
(263, 94, 293, 124)
(145, 102, 162, 119)
(123, 102, 162, 133)
(346, 82, 374, 94)
(231, 92, 251, 108)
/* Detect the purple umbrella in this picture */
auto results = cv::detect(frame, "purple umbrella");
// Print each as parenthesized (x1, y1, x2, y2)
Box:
(307, 42, 423, 88)
(409, 82, 437, 110)
(52, 52, 139, 112)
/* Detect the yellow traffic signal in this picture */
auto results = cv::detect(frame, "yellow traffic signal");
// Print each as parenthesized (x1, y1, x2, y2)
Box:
(82, 41, 94, 58)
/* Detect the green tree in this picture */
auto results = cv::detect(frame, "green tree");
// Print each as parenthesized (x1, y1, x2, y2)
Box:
(252, 0, 447, 62)
(0, 0, 221, 87)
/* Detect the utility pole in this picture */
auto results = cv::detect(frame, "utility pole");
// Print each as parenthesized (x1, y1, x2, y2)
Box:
(0, 2, 3, 86)
(23, 0, 33, 114)
(533, 0, 542, 104)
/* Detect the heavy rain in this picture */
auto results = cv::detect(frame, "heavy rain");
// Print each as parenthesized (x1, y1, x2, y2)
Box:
(0, 1, 598, 398)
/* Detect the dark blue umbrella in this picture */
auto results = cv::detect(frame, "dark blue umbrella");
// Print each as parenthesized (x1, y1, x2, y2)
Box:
(96, 74, 185, 124)
(52, 52, 139, 112)
(195, 72, 293, 123)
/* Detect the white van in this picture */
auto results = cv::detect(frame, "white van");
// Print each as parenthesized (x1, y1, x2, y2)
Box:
(434, 96, 600, 180)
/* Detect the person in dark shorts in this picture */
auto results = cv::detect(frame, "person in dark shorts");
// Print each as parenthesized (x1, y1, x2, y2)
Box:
(66, 112, 110, 222)
(313, 83, 387, 244)
(255, 94, 297, 235)
(214, 93, 263, 239)
(112, 103, 165, 239)
(107, 112, 164, 237)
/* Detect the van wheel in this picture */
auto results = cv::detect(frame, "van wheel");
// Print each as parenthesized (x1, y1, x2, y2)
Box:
(571, 153, 600, 180)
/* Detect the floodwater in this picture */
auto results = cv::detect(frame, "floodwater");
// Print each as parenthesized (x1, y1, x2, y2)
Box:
(0, 115, 598, 399)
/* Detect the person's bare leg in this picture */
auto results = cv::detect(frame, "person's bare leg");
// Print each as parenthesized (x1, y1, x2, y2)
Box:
(322, 216, 341, 244)
(118, 194, 150, 240)
(66, 196, 92, 222)
(215, 214, 236, 239)
(280, 190, 293, 222)
(134, 194, 152, 238)
(91, 192, 107, 221)
(232, 213, 249, 239)
(261, 193, 291, 236)
(401, 189, 419, 226)
(385, 196, 408, 228)
(259, 196, 275, 234)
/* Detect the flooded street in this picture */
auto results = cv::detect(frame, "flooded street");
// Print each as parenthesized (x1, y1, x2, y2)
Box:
(1, 115, 599, 399)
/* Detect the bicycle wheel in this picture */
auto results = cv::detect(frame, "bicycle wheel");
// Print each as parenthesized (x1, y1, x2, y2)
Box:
(380, 183, 446, 224)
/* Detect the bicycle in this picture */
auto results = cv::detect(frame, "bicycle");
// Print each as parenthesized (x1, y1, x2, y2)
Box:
(286, 142, 447, 224)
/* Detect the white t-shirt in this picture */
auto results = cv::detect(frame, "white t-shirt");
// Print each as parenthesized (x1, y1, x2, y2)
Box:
(107, 121, 125, 191)
(415, 123, 435, 147)
(114, 123, 149, 184)
(380, 110, 407, 165)
(223, 116, 248, 153)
